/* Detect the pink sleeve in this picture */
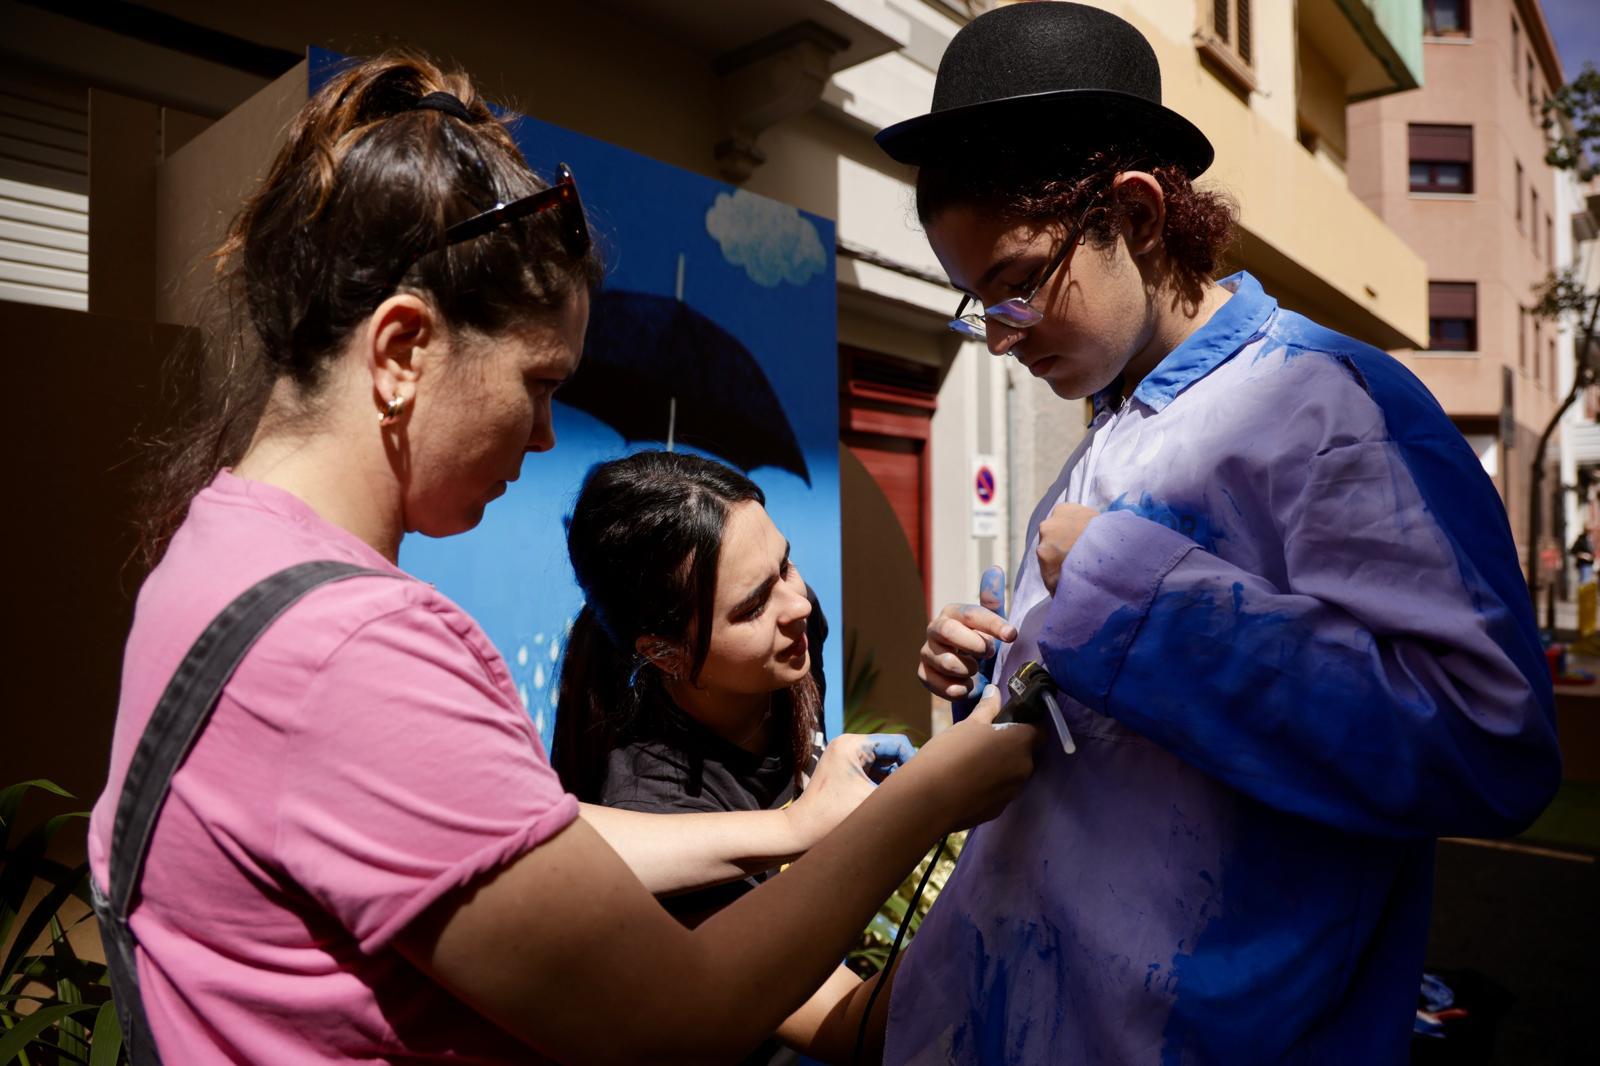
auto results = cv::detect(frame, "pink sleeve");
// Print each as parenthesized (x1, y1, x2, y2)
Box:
(275, 601, 579, 954)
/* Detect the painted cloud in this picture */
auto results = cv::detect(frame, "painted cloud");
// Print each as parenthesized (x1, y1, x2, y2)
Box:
(705, 189, 826, 288)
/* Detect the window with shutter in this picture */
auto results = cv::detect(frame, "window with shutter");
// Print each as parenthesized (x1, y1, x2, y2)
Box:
(1408, 124, 1473, 193)
(1428, 281, 1477, 352)
(1195, 0, 1253, 92)
(0, 68, 88, 311)
(1423, 0, 1470, 37)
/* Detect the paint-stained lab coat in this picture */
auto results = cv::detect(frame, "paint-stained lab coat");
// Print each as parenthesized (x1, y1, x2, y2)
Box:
(886, 273, 1561, 1065)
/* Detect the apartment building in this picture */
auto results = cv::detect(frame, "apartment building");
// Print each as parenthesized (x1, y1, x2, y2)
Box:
(1348, 0, 1567, 581)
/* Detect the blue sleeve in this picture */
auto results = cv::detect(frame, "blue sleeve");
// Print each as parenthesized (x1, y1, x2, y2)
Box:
(1036, 438, 1561, 839)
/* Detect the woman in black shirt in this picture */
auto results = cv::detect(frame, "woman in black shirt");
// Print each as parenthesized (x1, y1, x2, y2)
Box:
(552, 450, 909, 1062)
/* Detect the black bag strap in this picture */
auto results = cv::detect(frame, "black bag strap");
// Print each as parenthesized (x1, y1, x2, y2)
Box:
(96, 560, 398, 1063)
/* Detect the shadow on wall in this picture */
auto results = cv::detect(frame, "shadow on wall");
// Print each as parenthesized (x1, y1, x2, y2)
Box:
(3, 301, 191, 824)
(839, 444, 933, 740)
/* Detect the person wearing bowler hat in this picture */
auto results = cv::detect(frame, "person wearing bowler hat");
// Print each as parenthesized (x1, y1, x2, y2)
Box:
(882, 3, 1563, 1063)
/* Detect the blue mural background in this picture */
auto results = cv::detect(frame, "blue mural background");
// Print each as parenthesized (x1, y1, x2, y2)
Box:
(310, 50, 844, 745)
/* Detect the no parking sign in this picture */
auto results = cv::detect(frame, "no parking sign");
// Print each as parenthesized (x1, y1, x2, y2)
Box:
(972, 453, 1000, 538)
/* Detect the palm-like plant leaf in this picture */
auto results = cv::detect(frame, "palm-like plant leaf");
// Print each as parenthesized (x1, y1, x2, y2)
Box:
(848, 831, 966, 977)
(0, 780, 126, 1064)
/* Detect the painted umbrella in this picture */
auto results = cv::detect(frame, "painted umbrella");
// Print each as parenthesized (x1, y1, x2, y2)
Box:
(559, 289, 812, 485)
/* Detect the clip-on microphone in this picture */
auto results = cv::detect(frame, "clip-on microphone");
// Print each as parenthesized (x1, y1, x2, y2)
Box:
(994, 660, 1076, 754)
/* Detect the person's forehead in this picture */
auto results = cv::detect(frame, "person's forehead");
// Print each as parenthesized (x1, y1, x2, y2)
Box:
(509, 309, 583, 373)
(927, 206, 1053, 290)
(715, 502, 782, 590)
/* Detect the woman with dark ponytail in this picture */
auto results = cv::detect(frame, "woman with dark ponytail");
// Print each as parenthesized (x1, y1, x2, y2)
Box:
(88, 48, 1037, 1064)
(554, 452, 908, 1061)
(555, 451, 824, 809)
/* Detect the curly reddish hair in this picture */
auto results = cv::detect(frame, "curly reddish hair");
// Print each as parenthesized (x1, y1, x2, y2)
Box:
(916, 146, 1237, 303)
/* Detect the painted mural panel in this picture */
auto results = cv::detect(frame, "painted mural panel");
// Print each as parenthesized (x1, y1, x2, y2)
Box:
(310, 50, 844, 744)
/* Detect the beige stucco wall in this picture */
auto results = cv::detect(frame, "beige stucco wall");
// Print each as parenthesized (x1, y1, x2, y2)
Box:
(1091, 0, 1430, 350)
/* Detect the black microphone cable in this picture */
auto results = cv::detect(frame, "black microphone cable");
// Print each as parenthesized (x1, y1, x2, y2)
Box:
(850, 834, 950, 1066)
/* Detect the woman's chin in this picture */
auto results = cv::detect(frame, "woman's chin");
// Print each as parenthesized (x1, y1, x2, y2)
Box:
(774, 654, 810, 686)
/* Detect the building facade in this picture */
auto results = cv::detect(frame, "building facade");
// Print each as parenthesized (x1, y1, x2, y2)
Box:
(2, 0, 1431, 795)
(1348, 0, 1568, 592)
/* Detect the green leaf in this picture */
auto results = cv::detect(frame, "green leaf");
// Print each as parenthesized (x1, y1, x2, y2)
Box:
(0, 812, 88, 954)
(0, 1002, 99, 1061)
(50, 1047, 94, 1066)
(0, 994, 53, 1006)
(4, 954, 108, 995)
(89, 1002, 122, 1066)
(56, 952, 90, 1061)
(2, 863, 90, 987)
(0, 781, 74, 839)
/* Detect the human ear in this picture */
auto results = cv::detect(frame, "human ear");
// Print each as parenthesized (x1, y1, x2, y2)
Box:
(365, 294, 434, 418)
(634, 635, 687, 681)
(1112, 172, 1166, 257)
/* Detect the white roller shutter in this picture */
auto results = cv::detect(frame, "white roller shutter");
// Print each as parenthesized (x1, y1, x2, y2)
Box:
(0, 71, 88, 311)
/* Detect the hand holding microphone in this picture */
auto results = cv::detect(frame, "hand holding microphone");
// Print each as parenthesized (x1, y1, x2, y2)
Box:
(917, 565, 1016, 700)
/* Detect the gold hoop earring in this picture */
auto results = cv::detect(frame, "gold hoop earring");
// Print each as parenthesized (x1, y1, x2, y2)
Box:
(379, 394, 406, 426)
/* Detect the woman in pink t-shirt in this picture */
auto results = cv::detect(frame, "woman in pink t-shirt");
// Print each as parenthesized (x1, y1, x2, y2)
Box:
(89, 50, 1038, 1064)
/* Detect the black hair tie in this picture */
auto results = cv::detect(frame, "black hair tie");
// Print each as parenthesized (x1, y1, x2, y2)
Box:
(413, 91, 474, 122)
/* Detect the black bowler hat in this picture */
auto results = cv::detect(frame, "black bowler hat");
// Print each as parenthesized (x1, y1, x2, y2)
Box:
(876, 2, 1213, 177)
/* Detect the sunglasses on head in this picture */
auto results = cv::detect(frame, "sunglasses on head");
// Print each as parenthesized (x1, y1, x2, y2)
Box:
(399, 162, 590, 283)
(441, 161, 590, 259)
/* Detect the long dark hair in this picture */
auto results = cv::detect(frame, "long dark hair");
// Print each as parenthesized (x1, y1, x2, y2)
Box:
(551, 451, 820, 802)
(136, 48, 604, 569)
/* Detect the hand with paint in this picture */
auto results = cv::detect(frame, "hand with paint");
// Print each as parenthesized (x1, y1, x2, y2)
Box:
(863, 733, 918, 782)
(1037, 503, 1099, 594)
(787, 733, 917, 851)
(917, 565, 1017, 700)
(901, 683, 1039, 832)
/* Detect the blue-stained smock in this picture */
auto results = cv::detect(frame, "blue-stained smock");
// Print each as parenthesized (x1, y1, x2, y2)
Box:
(885, 273, 1561, 1065)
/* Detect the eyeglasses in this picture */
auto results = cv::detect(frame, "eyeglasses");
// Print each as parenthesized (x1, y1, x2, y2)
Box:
(424, 161, 591, 267)
(948, 199, 1098, 341)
